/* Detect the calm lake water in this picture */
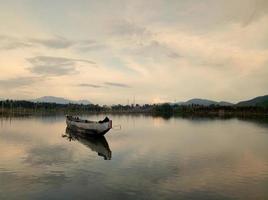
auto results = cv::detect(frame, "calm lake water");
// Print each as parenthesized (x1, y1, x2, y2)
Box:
(0, 114, 268, 200)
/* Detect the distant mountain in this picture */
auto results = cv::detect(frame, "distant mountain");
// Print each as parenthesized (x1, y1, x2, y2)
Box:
(236, 95, 268, 107)
(176, 98, 233, 106)
(182, 98, 218, 106)
(31, 96, 91, 105)
(218, 101, 234, 106)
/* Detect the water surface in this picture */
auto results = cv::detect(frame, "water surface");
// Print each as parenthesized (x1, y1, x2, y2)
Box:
(0, 115, 268, 200)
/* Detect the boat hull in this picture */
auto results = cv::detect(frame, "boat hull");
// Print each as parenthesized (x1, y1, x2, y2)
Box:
(66, 117, 112, 136)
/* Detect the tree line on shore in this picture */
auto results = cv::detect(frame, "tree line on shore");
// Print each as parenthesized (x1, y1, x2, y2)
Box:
(0, 99, 267, 116)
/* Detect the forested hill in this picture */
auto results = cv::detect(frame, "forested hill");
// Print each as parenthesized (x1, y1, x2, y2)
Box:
(236, 95, 268, 107)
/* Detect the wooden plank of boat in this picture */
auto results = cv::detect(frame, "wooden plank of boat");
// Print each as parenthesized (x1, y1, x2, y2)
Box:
(66, 115, 112, 135)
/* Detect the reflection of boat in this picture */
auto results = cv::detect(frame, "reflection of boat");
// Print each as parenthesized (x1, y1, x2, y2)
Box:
(66, 115, 112, 135)
(63, 127, 112, 160)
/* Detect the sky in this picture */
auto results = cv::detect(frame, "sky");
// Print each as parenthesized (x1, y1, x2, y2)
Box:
(0, 0, 267, 105)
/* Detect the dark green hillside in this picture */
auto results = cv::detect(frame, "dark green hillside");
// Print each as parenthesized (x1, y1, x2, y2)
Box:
(237, 95, 268, 107)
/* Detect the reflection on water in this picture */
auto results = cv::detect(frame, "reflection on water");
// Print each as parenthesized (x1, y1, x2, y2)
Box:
(63, 128, 112, 160)
(0, 115, 268, 200)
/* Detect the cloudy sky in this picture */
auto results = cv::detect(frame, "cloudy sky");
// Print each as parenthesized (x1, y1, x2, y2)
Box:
(0, 0, 267, 104)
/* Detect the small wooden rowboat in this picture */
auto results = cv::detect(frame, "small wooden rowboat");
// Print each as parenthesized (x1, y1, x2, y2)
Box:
(66, 115, 112, 135)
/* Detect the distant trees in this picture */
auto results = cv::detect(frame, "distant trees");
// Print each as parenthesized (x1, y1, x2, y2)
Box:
(0, 100, 105, 114)
(0, 100, 267, 116)
(153, 103, 173, 114)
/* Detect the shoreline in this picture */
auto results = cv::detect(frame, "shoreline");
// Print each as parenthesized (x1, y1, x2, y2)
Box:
(1, 107, 267, 118)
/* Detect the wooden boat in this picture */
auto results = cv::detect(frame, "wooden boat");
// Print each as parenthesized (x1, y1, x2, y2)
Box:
(66, 115, 112, 135)
(64, 127, 112, 160)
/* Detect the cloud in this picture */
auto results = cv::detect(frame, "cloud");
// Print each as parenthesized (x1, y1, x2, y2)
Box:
(0, 35, 105, 51)
(78, 83, 103, 88)
(0, 76, 44, 88)
(27, 56, 96, 76)
(127, 40, 180, 62)
(126, 0, 268, 32)
(192, 54, 234, 68)
(0, 35, 74, 50)
(0, 0, 268, 103)
(239, 0, 268, 26)
(104, 82, 130, 88)
(77, 40, 107, 52)
(78, 82, 131, 89)
(0, 35, 73, 50)
(0, 35, 32, 50)
(109, 20, 151, 39)
(28, 36, 74, 49)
